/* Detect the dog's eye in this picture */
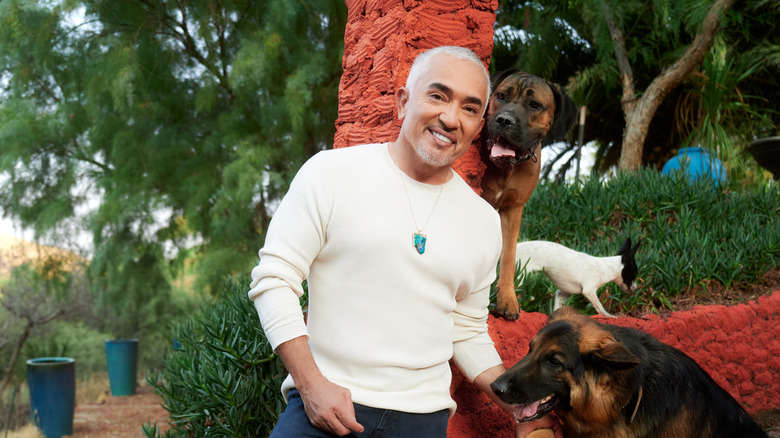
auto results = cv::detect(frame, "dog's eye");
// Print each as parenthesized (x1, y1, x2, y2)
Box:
(495, 92, 505, 101)
(529, 101, 542, 110)
(546, 356, 563, 368)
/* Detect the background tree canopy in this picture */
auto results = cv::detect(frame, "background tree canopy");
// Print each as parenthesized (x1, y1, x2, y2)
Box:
(0, 0, 346, 327)
(492, 0, 779, 178)
(0, 0, 777, 334)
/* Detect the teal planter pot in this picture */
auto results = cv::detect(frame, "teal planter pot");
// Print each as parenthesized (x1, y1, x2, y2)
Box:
(26, 357, 75, 438)
(105, 339, 138, 396)
(662, 147, 726, 185)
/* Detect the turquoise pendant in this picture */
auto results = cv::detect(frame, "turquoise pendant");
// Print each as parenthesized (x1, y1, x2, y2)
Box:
(413, 232, 427, 254)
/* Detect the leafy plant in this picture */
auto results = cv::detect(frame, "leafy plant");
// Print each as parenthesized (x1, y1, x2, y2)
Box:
(143, 280, 285, 438)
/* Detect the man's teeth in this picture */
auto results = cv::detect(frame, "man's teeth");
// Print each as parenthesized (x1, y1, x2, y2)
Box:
(431, 130, 453, 143)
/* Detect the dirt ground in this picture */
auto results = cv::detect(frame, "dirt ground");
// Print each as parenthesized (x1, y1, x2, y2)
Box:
(66, 384, 169, 437)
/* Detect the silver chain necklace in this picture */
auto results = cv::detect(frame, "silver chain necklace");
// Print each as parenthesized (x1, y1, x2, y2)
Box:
(391, 144, 445, 254)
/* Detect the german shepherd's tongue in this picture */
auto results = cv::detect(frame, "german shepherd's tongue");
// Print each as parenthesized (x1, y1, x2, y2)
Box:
(491, 138, 516, 158)
(513, 401, 541, 422)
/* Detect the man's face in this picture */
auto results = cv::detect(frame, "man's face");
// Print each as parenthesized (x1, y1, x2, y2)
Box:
(396, 54, 487, 168)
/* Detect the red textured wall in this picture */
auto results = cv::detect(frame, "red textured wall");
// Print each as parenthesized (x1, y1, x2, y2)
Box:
(447, 291, 780, 437)
(335, 0, 499, 192)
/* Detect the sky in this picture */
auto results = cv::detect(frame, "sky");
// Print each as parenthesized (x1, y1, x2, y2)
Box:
(0, 216, 32, 240)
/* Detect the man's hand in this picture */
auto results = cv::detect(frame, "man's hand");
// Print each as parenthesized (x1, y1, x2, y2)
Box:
(275, 336, 364, 436)
(298, 376, 365, 436)
(515, 415, 563, 438)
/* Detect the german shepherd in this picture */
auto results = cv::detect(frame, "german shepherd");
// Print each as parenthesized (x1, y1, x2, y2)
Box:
(491, 307, 767, 437)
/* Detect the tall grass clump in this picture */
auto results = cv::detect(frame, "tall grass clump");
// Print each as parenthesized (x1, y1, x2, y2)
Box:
(143, 280, 285, 438)
(510, 168, 779, 315)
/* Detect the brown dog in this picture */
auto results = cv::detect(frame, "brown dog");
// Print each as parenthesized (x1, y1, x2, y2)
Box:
(480, 70, 577, 319)
(491, 307, 768, 437)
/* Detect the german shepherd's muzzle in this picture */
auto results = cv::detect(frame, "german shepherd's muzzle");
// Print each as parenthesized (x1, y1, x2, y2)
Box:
(491, 307, 768, 437)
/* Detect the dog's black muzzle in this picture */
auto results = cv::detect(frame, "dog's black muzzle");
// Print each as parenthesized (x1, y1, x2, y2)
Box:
(486, 112, 539, 166)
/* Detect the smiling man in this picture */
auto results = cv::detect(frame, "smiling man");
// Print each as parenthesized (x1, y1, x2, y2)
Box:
(248, 46, 560, 438)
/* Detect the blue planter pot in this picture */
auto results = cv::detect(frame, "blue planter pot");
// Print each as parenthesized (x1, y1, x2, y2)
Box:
(26, 357, 75, 438)
(661, 147, 726, 185)
(105, 339, 138, 396)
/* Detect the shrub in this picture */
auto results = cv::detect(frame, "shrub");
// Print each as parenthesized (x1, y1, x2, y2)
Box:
(143, 280, 285, 438)
(507, 169, 780, 315)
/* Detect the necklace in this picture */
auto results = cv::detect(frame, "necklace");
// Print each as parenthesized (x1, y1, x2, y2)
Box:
(390, 144, 445, 255)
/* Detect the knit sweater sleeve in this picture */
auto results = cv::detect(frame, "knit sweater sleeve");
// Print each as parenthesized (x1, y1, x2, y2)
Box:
(451, 282, 503, 381)
(451, 206, 503, 382)
(247, 152, 333, 350)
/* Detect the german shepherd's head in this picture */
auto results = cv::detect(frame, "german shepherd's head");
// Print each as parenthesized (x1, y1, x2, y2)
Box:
(491, 307, 643, 434)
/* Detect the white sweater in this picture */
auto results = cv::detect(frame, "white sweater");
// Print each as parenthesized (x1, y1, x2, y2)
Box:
(248, 143, 503, 416)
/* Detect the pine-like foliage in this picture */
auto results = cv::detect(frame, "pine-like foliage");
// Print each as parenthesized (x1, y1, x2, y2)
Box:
(144, 280, 286, 438)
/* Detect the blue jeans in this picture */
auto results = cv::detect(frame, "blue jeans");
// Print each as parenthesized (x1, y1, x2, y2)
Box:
(270, 390, 449, 438)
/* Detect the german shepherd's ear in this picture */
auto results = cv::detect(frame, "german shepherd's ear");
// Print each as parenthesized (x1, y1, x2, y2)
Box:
(590, 341, 641, 371)
(490, 69, 521, 95)
(547, 82, 577, 141)
(550, 306, 581, 323)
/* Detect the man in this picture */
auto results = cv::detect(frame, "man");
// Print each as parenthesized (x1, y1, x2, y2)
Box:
(248, 46, 560, 438)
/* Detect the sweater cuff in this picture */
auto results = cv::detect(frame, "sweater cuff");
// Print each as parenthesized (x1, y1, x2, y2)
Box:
(250, 287, 308, 351)
(452, 337, 503, 382)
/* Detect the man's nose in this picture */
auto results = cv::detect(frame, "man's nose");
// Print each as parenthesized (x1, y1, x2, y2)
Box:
(438, 104, 460, 130)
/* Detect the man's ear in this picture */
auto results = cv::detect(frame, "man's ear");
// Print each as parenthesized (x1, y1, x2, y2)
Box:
(395, 87, 410, 121)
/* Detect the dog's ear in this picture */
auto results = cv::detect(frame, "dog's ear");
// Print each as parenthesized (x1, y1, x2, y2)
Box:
(549, 306, 581, 323)
(630, 238, 642, 257)
(490, 69, 520, 95)
(590, 340, 641, 371)
(616, 238, 632, 256)
(547, 82, 577, 141)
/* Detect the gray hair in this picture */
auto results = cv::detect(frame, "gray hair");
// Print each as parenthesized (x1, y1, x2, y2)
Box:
(405, 46, 491, 106)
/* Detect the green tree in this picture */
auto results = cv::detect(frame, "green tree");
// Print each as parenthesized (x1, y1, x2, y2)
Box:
(493, 0, 779, 175)
(0, 1, 347, 329)
(0, 262, 80, 395)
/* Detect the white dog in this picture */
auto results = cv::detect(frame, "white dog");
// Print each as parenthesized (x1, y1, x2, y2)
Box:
(515, 238, 641, 318)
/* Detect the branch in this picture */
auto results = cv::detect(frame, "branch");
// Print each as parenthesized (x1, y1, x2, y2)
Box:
(618, 0, 736, 170)
(0, 320, 33, 396)
(641, 0, 736, 111)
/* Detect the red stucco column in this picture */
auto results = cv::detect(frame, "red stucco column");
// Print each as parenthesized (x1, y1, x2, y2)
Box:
(335, 0, 499, 192)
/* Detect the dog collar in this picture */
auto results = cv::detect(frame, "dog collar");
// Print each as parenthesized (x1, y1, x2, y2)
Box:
(518, 142, 540, 163)
(518, 150, 538, 163)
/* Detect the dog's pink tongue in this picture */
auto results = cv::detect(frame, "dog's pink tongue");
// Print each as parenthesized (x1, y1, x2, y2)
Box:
(513, 401, 540, 422)
(491, 140, 516, 158)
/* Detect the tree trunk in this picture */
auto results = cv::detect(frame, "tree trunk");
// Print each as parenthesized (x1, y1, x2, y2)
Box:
(616, 0, 736, 171)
